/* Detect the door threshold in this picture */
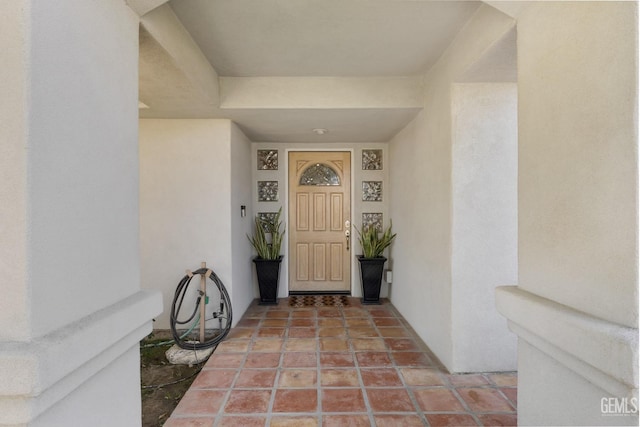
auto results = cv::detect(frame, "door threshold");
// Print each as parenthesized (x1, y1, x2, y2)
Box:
(289, 291, 351, 296)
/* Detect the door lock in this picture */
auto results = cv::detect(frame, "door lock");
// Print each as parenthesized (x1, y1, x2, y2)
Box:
(345, 220, 351, 251)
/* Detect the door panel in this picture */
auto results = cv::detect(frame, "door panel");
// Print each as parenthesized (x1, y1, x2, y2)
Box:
(313, 194, 326, 230)
(330, 194, 343, 231)
(313, 244, 326, 280)
(289, 151, 351, 292)
(296, 244, 309, 281)
(330, 243, 343, 281)
(296, 194, 309, 230)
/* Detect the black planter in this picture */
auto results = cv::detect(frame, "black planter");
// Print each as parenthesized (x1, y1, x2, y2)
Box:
(358, 256, 387, 305)
(253, 256, 283, 305)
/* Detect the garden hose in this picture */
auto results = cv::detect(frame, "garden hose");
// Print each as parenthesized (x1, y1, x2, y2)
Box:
(140, 314, 201, 349)
(169, 267, 232, 350)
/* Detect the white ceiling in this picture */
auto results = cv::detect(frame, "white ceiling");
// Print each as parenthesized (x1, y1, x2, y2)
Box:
(138, 1, 487, 142)
(169, 0, 480, 77)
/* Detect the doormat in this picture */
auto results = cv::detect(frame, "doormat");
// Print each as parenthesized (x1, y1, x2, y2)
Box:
(288, 295, 350, 307)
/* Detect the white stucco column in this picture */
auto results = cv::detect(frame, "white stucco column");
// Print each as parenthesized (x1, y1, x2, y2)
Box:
(451, 83, 518, 373)
(0, 1, 161, 425)
(496, 2, 638, 425)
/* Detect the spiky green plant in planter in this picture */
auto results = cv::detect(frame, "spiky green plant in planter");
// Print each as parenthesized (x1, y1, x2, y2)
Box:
(248, 208, 285, 305)
(247, 208, 285, 260)
(355, 222, 396, 304)
(355, 222, 396, 258)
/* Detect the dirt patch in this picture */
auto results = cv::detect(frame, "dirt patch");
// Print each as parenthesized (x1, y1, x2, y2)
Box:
(140, 331, 205, 427)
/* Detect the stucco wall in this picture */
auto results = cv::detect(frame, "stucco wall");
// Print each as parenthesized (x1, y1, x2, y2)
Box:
(0, 0, 30, 341)
(451, 83, 518, 372)
(251, 143, 390, 299)
(29, 0, 142, 338)
(499, 2, 639, 425)
(0, 0, 161, 425)
(517, 338, 636, 426)
(389, 93, 454, 368)
(32, 348, 141, 427)
(140, 119, 253, 329)
(389, 5, 516, 371)
(230, 123, 255, 316)
(517, 1, 638, 329)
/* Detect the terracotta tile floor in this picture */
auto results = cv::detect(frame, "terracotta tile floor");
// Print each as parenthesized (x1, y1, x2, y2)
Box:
(165, 298, 517, 427)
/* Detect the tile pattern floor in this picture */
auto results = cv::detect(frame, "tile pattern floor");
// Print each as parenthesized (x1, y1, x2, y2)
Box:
(165, 298, 517, 426)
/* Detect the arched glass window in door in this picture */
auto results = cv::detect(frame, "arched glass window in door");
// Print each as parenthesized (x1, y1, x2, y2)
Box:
(299, 163, 341, 186)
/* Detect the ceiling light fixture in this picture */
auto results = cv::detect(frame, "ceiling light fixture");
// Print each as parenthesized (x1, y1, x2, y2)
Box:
(312, 128, 328, 135)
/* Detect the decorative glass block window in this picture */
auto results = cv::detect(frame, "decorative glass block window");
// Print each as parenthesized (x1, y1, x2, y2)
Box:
(257, 212, 278, 232)
(362, 181, 382, 201)
(257, 150, 278, 170)
(258, 181, 279, 201)
(362, 213, 383, 232)
(362, 149, 382, 170)
(299, 163, 341, 186)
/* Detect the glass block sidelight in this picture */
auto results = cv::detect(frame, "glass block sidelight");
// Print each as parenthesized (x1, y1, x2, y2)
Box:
(258, 181, 279, 201)
(257, 150, 278, 170)
(362, 213, 383, 232)
(258, 212, 278, 231)
(362, 149, 382, 170)
(362, 181, 383, 201)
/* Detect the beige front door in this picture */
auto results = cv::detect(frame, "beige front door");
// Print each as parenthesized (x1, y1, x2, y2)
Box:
(289, 151, 351, 293)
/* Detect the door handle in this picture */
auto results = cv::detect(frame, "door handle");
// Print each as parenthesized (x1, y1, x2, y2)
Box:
(345, 220, 351, 251)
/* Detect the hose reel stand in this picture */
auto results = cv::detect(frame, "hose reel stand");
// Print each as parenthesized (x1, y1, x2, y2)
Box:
(169, 262, 232, 352)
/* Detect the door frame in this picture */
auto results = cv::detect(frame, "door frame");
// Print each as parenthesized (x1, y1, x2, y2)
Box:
(283, 148, 356, 296)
